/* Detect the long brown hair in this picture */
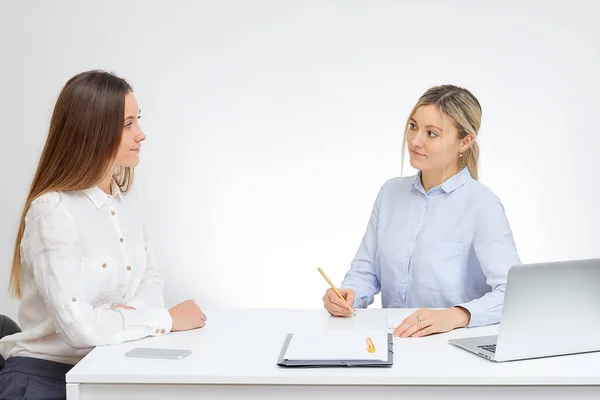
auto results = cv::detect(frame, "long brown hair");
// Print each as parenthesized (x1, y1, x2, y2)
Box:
(401, 85, 482, 180)
(9, 70, 134, 298)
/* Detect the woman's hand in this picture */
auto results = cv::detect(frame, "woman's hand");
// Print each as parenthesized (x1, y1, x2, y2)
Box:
(392, 307, 471, 338)
(168, 300, 207, 331)
(322, 288, 356, 317)
(113, 304, 135, 310)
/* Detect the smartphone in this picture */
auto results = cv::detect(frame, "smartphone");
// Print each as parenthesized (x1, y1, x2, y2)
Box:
(125, 347, 192, 360)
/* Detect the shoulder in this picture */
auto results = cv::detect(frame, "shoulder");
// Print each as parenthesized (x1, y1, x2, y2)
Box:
(27, 192, 68, 223)
(467, 180, 504, 209)
(23, 192, 76, 246)
(375, 175, 417, 200)
(464, 181, 510, 225)
(380, 175, 416, 192)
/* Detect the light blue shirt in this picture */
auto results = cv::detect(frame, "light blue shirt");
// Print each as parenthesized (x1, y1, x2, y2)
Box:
(340, 167, 521, 327)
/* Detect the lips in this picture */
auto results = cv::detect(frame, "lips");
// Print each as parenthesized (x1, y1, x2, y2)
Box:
(411, 149, 425, 157)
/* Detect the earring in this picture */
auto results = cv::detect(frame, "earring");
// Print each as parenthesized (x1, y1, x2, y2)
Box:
(458, 153, 463, 158)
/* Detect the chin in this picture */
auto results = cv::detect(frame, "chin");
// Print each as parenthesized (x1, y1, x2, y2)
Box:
(409, 158, 425, 170)
(117, 158, 140, 168)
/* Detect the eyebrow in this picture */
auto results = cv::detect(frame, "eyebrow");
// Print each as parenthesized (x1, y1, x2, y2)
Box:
(124, 109, 142, 121)
(409, 118, 442, 132)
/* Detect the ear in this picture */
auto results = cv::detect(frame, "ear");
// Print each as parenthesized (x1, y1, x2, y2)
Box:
(459, 133, 474, 153)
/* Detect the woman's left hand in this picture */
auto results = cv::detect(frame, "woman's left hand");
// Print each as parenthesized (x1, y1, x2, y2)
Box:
(113, 304, 135, 310)
(392, 307, 471, 338)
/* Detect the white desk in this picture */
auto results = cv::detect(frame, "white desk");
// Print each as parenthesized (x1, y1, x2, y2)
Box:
(66, 308, 600, 399)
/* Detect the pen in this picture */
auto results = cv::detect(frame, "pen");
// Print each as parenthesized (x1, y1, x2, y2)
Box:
(366, 337, 376, 353)
(317, 267, 356, 316)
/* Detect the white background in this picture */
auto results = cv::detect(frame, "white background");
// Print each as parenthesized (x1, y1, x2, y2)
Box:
(1, 0, 598, 320)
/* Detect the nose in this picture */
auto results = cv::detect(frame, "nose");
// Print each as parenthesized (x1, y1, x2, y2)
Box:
(137, 128, 146, 142)
(409, 130, 424, 148)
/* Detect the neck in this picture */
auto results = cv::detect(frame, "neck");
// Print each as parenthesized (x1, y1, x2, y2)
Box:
(421, 165, 461, 192)
(98, 174, 113, 196)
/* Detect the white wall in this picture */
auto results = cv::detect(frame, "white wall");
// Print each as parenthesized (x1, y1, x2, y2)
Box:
(1, 0, 599, 320)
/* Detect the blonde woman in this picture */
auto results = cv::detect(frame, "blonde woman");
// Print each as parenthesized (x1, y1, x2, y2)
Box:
(322, 85, 521, 338)
(0, 70, 206, 400)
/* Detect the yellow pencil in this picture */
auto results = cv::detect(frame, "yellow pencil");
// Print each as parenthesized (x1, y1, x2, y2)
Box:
(317, 267, 356, 316)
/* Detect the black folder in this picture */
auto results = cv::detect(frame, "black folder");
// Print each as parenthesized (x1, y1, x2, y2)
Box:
(277, 333, 393, 367)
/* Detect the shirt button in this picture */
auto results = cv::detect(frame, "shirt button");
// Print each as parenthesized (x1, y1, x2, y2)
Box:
(127, 266, 132, 271)
(160, 329, 166, 334)
(71, 297, 77, 302)
(120, 238, 124, 243)
(155, 329, 160, 334)
(111, 210, 116, 216)
(401, 278, 406, 284)
(405, 253, 410, 258)
(102, 263, 107, 269)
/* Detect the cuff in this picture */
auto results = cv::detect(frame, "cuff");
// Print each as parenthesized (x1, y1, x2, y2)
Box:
(119, 307, 173, 337)
(151, 308, 173, 336)
(341, 285, 368, 309)
(454, 301, 495, 328)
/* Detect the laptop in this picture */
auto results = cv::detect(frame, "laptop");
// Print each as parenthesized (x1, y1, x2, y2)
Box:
(448, 258, 600, 362)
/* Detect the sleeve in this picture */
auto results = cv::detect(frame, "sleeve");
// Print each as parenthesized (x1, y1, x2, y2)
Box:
(456, 192, 521, 327)
(22, 193, 172, 350)
(127, 186, 168, 311)
(339, 184, 385, 308)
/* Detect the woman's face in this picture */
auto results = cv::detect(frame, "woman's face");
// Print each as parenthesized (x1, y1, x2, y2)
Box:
(407, 104, 470, 174)
(115, 92, 145, 167)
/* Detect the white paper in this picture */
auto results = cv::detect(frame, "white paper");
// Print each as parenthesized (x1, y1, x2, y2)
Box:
(284, 330, 388, 361)
(387, 314, 407, 330)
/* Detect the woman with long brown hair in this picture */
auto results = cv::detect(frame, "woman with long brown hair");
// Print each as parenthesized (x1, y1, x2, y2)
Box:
(0, 70, 206, 400)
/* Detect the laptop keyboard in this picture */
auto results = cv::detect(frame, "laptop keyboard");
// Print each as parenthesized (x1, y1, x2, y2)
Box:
(477, 344, 496, 353)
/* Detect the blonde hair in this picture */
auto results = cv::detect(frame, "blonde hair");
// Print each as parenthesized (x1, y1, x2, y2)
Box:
(401, 84, 482, 180)
(9, 70, 134, 299)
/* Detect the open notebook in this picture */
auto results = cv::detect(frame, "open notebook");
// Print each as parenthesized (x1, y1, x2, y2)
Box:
(277, 330, 393, 367)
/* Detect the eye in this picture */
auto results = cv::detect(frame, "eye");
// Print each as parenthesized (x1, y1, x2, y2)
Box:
(124, 122, 133, 128)
(427, 131, 438, 138)
(408, 122, 417, 130)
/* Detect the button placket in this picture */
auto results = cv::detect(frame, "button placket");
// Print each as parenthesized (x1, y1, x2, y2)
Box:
(107, 201, 130, 304)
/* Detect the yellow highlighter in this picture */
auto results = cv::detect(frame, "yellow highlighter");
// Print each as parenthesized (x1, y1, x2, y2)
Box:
(366, 337, 376, 353)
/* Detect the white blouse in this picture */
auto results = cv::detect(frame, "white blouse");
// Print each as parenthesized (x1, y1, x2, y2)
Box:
(0, 181, 172, 365)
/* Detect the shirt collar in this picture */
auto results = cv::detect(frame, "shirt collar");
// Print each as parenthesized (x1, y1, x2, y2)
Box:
(82, 180, 122, 209)
(411, 172, 427, 195)
(440, 167, 472, 193)
(411, 167, 472, 195)
(111, 180, 123, 200)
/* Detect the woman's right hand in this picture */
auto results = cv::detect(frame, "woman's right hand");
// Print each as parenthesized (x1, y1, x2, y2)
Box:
(168, 300, 207, 331)
(322, 288, 356, 317)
